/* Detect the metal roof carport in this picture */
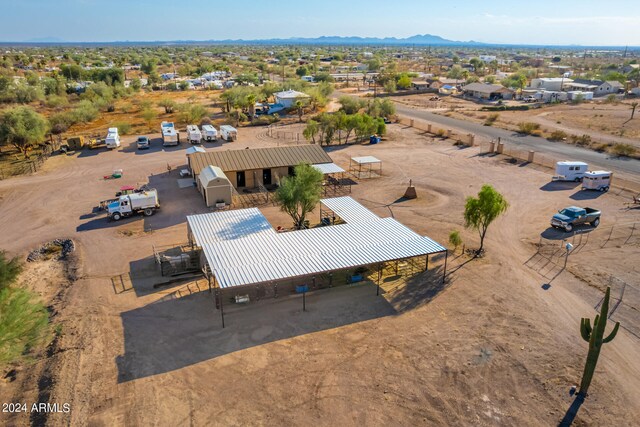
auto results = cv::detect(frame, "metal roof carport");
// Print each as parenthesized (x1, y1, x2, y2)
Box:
(187, 197, 447, 327)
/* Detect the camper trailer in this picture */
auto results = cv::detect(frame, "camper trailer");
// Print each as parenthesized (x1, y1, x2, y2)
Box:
(105, 127, 120, 149)
(161, 121, 180, 146)
(201, 125, 218, 141)
(552, 161, 588, 182)
(220, 125, 237, 142)
(582, 171, 612, 192)
(186, 125, 202, 144)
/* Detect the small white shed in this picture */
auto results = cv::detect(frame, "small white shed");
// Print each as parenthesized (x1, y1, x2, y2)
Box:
(198, 165, 233, 207)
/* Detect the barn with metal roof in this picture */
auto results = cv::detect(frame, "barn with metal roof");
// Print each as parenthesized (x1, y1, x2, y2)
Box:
(186, 197, 447, 327)
(188, 144, 333, 190)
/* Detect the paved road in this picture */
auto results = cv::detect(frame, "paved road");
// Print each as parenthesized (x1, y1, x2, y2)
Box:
(394, 103, 640, 176)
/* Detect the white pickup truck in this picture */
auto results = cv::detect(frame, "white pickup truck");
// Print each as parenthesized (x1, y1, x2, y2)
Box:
(108, 189, 160, 221)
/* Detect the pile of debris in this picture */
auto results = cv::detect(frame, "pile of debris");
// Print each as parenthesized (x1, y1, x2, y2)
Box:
(27, 239, 75, 262)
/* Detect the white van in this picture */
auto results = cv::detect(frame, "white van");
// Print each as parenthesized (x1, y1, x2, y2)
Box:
(201, 125, 218, 141)
(220, 125, 237, 142)
(552, 161, 588, 182)
(105, 127, 120, 149)
(582, 171, 612, 192)
(186, 125, 202, 144)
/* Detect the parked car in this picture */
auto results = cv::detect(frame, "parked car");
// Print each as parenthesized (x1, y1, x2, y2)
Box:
(551, 206, 601, 232)
(523, 96, 537, 103)
(136, 136, 150, 150)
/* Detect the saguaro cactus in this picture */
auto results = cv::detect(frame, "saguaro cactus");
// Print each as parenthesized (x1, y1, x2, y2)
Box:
(578, 287, 620, 396)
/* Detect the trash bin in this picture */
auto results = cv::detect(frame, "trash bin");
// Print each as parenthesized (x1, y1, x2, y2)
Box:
(296, 285, 308, 293)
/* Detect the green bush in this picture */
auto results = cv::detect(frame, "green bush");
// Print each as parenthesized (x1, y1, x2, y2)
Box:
(517, 122, 541, 135)
(449, 230, 462, 251)
(72, 100, 99, 123)
(548, 130, 568, 141)
(250, 115, 280, 126)
(114, 121, 133, 135)
(45, 94, 69, 108)
(610, 143, 637, 157)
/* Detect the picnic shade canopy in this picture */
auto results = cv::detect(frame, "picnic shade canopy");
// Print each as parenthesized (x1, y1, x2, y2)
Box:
(349, 156, 382, 179)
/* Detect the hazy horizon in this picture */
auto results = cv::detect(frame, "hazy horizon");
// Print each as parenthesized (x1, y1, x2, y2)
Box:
(2, 0, 640, 46)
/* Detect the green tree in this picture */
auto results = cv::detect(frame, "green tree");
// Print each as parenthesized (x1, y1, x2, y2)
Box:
(274, 163, 324, 229)
(0, 107, 49, 158)
(296, 65, 309, 77)
(464, 185, 509, 254)
(158, 98, 177, 114)
(303, 120, 319, 144)
(396, 73, 412, 89)
(384, 80, 397, 94)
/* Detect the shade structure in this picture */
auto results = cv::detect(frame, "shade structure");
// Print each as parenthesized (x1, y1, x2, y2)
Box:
(312, 163, 346, 175)
(320, 196, 380, 223)
(351, 156, 381, 165)
(187, 208, 276, 246)
(191, 197, 446, 289)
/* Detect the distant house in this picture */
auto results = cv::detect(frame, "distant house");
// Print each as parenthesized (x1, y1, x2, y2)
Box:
(161, 73, 178, 80)
(411, 80, 431, 90)
(630, 87, 640, 96)
(462, 82, 514, 100)
(621, 64, 639, 74)
(529, 77, 573, 91)
(596, 81, 624, 96)
(273, 89, 310, 108)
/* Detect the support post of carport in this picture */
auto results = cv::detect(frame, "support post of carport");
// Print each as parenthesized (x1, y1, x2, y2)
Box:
(376, 263, 382, 296)
(425, 254, 429, 271)
(217, 287, 225, 328)
(442, 250, 448, 285)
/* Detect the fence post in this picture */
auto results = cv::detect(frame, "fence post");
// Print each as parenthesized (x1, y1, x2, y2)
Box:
(468, 134, 475, 146)
(528, 150, 535, 163)
(427, 124, 432, 133)
(447, 129, 452, 138)
(410, 119, 414, 127)
(496, 142, 504, 154)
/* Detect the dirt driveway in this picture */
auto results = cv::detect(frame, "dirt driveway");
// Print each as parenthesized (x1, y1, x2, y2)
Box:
(1, 124, 639, 426)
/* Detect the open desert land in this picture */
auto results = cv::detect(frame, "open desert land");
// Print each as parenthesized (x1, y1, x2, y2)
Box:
(1, 123, 639, 426)
(395, 94, 640, 147)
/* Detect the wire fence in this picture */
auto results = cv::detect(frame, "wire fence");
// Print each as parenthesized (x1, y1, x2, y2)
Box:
(478, 140, 640, 195)
(0, 143, 56, 180)
(397, 116, 476, 146)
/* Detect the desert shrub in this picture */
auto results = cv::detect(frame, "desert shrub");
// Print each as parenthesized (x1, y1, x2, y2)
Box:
(250, 115, 280, 126)
(72, 101, 99, 123)
(49, 111, 77, 134)
(592, 143, 610, 152)
(484, 113, 499, 126)
(0, 252, 51, 366)
(178, 103, 208, 124)
(45, 94, 69, 108)
(114, 121, 132, 135)
(517, 122, 541, 135)
(449, 230, 462, 251)
(610, 143, 637, 157)
(435, 128, 446, 138)
(548, 130, 568, 141)
(570, 134, 592, 146)
(605, 94, 618, 104)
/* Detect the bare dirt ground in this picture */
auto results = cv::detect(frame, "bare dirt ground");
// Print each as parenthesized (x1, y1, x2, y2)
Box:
(1, 123, 639, 426)
(395, 94, 640, 147)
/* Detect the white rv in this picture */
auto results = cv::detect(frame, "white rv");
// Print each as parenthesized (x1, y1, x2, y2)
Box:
(552, 161, 588, 182)
(582, 171, 612, 192)
(186, 125, 202, 144)
(105, 127, 120, 149)
(201, 125, 218, 141)
(220, 125, 237, 142)
(161, 121, 180, 146)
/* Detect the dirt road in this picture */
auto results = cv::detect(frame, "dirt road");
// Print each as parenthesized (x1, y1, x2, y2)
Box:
(1, 125, 639, 426)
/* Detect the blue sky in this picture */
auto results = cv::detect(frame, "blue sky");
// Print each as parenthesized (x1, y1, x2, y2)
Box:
(1, 0, 639, 45)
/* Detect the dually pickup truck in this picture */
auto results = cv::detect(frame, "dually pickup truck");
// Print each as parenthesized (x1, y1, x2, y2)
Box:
(550, 206, 601, 232)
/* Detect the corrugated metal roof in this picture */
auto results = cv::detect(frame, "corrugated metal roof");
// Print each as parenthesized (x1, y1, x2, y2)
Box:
(194, 197, 446, 289)
(186, 146, 206, 155)
(203, 218, 446, 288)
(187, 208, 276, 246)
(312, 163, 345, 174)
(198, 166, 231, 188)
(190, 145, 332, 176)
(320, 196, 381, 223)
(351, 156, 381, 165)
